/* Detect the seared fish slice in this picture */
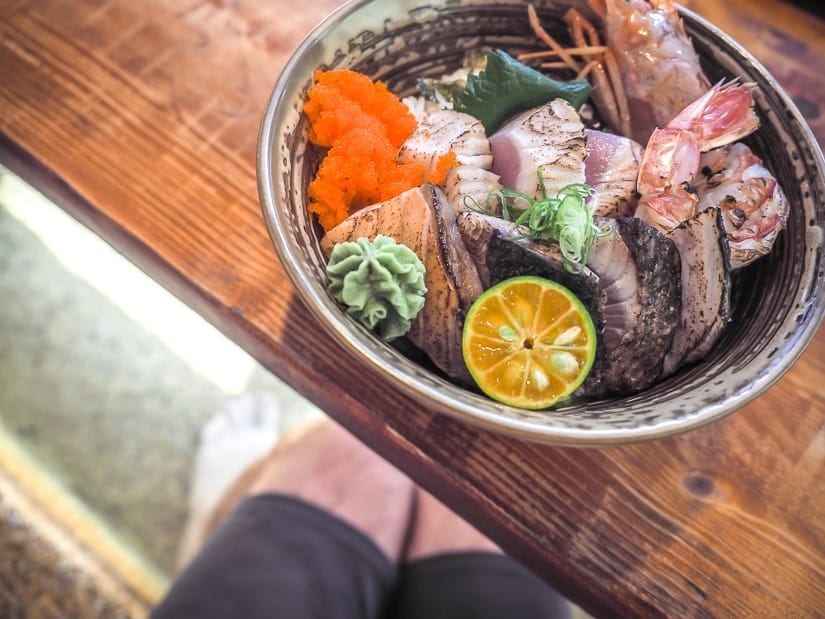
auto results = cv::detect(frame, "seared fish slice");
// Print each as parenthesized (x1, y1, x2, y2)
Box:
(457, 211, 605, 312)
(584, 217, 682, 396)
(321, 184, 482, 385)
(458, 211, 682, 397)
(584, 129, 643, 217)
(397, 108, 501, 212)
(585, 216, 641, 353)
(662, 207, 732, 376)
(489, 99, 586, 200)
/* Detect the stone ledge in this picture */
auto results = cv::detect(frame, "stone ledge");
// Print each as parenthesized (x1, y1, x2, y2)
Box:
(0, 473, 152, 619)
(0, 423, 166, 618)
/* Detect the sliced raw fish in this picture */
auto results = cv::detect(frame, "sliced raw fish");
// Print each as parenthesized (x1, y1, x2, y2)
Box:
(489, 99, 586, 200)
(322, 183, 482, 384)
(662, 207, 732, 376)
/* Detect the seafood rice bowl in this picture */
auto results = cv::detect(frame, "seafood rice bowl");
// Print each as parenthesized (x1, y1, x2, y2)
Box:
(258, 0, 825, 445)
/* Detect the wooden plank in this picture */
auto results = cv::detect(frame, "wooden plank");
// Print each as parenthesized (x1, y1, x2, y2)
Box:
(2, 1, 824, 616)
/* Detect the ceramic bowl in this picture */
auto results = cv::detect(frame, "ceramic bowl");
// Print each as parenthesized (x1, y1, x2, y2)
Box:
(258, 0, 825, 445)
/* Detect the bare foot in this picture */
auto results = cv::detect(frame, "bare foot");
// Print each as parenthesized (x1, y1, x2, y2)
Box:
(248, 419, 416, 562)
(177, 393, 284, 568)
(404, 488, 501, 562)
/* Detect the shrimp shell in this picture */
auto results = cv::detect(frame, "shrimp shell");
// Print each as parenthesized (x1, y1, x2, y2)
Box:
(634, 82, 760, 233)
(603, 0, 711, 144)
(694, 143, 788, 269)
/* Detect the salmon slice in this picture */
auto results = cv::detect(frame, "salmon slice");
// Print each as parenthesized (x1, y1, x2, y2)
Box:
(321, 183, 482, 385)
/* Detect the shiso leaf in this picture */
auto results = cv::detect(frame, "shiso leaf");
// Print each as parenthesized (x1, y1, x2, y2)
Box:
(452, 49, 593, 134)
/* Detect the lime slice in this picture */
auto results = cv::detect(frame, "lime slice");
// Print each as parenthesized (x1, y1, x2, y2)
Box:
(462, 276, 596, 409)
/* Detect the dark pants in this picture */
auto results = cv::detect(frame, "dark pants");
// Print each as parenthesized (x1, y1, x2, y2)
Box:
(151, 494, 571, 618)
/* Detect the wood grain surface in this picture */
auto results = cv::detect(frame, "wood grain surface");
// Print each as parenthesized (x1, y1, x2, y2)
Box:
(2, 1, 824, 616)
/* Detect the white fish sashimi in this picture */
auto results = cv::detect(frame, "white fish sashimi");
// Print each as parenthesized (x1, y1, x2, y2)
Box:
(444, 166, 501, 213)
(397, 108, 501, 211)
(489, 99, 586, 200)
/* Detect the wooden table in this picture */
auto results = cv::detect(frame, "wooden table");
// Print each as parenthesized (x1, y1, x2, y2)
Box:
(2, 1, 824, 616)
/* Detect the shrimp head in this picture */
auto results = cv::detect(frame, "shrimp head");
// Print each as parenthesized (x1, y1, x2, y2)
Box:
(634, 82, 760, 233)
(694, 143, 788, 269)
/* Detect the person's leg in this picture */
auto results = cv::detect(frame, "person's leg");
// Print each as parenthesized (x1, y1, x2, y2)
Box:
(388, 489, 573, 619)
(402, 487, 501, 560)
(151, 412, 416, 619)
(247, 419, 415, 562)
(176, 392, 286, 568)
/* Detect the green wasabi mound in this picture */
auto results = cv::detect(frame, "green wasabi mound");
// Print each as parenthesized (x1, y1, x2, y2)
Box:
(327, 235, 427, 341)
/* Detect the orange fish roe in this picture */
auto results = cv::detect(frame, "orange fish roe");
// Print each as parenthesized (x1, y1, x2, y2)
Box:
(305, 69, 417, 149)
(428, 151, 458, 186)
(304, 69, 457, 231)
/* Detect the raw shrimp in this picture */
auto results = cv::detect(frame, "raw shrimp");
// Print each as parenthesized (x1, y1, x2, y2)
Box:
(601, 0, 711, 144)
(694, 142, 788, 269)
(634, 81, 759, 233)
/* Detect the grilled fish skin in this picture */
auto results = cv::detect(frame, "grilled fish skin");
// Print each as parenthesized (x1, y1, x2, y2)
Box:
(458, 211, 682, 397)
(662, 207, 732, 376)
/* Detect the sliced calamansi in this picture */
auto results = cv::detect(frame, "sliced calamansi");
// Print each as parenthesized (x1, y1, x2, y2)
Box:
(462, 276, 596, 409)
